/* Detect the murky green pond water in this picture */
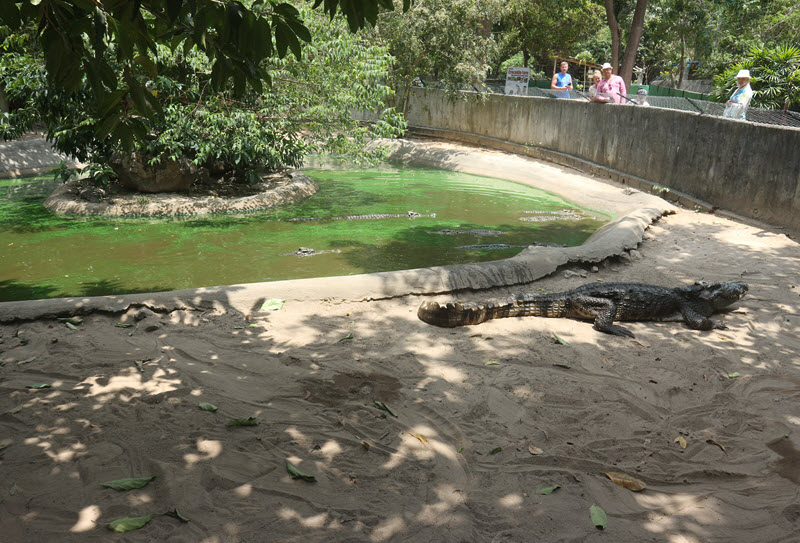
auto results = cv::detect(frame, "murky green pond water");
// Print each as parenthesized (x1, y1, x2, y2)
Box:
(0, 164, 609, 302)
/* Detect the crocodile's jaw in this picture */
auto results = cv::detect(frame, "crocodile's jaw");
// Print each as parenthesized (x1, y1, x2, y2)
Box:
(702, 281, 749, 310)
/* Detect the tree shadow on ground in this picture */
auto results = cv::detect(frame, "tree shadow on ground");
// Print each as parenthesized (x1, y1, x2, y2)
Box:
(0, 214, 799, 541)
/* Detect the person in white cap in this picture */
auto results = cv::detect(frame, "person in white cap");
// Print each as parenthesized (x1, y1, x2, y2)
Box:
(723, 69, 754, 120)
(596, 62, 627, 104)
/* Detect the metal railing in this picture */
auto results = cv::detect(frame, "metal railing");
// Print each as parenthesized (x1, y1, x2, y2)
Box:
(475, 82, 800, 128)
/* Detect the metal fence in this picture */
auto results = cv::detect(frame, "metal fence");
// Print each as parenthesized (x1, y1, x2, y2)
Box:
(476, 81, 800, 128)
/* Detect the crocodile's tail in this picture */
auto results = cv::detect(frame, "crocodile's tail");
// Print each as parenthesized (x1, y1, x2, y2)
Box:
(418, 298, 528, 327)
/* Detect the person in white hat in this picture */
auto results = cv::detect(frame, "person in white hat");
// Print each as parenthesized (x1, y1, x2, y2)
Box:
(596, 62, 627, 104)
(723, 69, 753, 120)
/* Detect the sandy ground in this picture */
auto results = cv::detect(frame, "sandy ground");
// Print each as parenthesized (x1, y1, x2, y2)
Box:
(2, 161, 800, 542)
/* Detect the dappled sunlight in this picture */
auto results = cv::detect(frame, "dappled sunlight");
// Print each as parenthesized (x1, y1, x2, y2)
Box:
(2, 205, 800, 541)
(498, 492, 524, 509)
(383, 424, 457, 469)
(184, 438, 223, 468)
(24, 434, 87, 463)
(415, 483, 468, 524)
(371, 515, 406, 542)
(69, 505, 101, 533)
(78, 367, 181, 403)
(279, 508, 331, 529)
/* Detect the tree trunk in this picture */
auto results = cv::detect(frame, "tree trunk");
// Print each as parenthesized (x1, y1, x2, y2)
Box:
(678, 35, 685, 87)
(522, 49, 530, 68)
(0, 86, 9, 114)
(604, 0, 621, 71)
(619, 0, 649, 88)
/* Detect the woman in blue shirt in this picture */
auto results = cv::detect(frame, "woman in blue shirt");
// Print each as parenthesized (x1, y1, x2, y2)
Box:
(551, 61, 572, 99)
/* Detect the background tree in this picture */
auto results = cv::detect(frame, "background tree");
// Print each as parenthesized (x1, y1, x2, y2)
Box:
(604, 0, 649, 86)
(372, 0, 503, 115)
(1, 1, 406, 184)
(0, 0, 408, 150)
(496, 0, 603, 71)
(713, 44, 800, 111)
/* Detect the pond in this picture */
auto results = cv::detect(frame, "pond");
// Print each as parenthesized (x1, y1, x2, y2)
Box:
(0, 163, 610, 302)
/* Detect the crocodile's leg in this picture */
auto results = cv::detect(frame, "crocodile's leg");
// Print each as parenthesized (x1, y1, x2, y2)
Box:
(680, 305, 727, 330)
(573, 296, 636, 337)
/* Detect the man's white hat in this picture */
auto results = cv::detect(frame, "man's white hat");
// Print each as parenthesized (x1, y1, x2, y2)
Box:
(601, 63, 613, 70)
(736, 69, 751, 79)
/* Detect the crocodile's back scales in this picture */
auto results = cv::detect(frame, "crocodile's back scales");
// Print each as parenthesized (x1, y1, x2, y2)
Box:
(418, 281, 748, 337)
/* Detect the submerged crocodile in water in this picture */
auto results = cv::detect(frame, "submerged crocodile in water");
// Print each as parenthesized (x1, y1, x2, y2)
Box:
(418, 281, 748, 337)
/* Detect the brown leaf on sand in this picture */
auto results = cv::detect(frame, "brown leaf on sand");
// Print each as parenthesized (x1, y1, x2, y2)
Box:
(674, 436, 688, 449)
(706, 439, 727, 454)
(604, 471, 646, 491)
(528, 444, 543, 455)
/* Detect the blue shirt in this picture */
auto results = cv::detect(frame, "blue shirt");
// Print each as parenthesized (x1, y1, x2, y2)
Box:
(555, 72, 571, 99)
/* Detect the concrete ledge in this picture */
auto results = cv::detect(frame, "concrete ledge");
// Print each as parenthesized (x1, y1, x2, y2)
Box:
(0, 139, 675, 321)
(0, 137, 82, 178)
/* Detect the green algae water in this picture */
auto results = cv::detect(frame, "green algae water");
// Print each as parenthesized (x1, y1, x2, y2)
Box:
(0, 164, 609, 302)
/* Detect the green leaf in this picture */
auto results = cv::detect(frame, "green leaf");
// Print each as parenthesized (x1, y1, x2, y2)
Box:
(590, 504, 608, 530)
(536, 484, 560, 495)
(198, 402, 218, 412)
(107, 515, 153, 533)
(260, 298, 285, 311)
(101, 476, 156, 491)
(0, 2, 21, 30)
(553, 333, 570, 345)
(286, 461, 317, 482)
(371, 401, 397, 417)
(484, 361, 500, 366)
(728, 372, 741, 378)
(489, 446, 502, 455)
(26, 384, 51, 389)
(226, 417, 258, 426)
(57, 317, 83, 325)
(115, 323, 134, 328)
(165, 508, 190, 523)
(337, 332, 354, 343)
(65, 322, 79, 331)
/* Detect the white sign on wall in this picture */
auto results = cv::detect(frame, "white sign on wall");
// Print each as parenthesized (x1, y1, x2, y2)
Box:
(505, 67, 530, 96)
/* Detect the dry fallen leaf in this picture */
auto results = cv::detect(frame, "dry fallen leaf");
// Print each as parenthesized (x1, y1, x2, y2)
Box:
(528, 444, 544, 455)
(706, 439, 727, 454)
(408, 433, 429, 447)
(674, 436, 688, 449)
(362, 441, 370, 451)
(604, 471, 646, 492)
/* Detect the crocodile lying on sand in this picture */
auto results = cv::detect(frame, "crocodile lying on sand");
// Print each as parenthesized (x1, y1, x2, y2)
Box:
(418, 281, 748, 337)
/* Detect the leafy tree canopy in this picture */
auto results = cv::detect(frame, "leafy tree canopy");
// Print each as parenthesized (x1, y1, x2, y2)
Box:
(0, 0, 408, 149)
(713, 44, 800, 110)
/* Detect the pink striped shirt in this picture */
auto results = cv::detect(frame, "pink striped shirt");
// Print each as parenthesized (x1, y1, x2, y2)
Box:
(597, 75, 627, 104)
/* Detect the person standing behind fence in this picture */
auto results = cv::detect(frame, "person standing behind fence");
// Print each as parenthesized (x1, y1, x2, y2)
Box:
(724, 69, 754, 120)
(588, 70, 603, 101)
(596, 63, 627, 104)
(551, 61, 573, 99)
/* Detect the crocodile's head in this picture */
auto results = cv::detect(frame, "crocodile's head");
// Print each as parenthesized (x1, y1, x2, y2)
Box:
(693, 281, 749, 309)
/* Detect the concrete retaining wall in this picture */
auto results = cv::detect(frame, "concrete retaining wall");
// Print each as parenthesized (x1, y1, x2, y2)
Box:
(406, 89, 800, 230)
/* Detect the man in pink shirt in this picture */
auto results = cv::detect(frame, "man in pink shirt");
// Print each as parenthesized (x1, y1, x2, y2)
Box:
(596, 62, 627, 104)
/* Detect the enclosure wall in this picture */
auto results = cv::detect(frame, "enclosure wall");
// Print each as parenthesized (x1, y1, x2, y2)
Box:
(405, 88, 800, 231)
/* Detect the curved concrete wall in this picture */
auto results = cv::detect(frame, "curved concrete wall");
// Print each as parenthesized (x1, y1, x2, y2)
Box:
(406, 88, 800, 230)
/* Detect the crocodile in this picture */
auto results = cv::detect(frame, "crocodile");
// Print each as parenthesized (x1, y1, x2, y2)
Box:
(417, 281, 748, 337)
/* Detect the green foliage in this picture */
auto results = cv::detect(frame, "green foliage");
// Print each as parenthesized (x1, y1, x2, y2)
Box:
(497, 0, 603, 69)
(1, 1, 406, 184)
(712, 44, 800, 109)
(0, 26, 42, 139)
(372, 0, 503, 113)
(0, 0, 404, 151)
